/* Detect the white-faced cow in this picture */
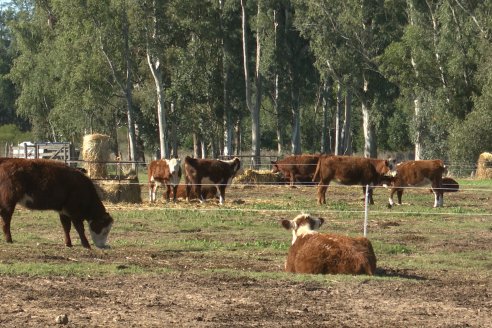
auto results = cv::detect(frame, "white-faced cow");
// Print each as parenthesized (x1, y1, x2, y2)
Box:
(385, 159, 447, 208)
(0, 158, 113, 249)
(148, 158, 182, 203)
(312, 155, 396, 205)
(280, 213, 377, 275)
(184, 156, 241, 205)
(271, 154, 320, 186)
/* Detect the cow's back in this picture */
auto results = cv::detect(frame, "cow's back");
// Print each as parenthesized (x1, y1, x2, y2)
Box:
(395, 160, 445, 185)
(286, 233, 376, 275)
(0, 159, 104, 215)
(316, 156, 379, 185)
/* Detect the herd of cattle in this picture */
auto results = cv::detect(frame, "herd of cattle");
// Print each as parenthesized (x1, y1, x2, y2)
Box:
(0, 154, 459, 276)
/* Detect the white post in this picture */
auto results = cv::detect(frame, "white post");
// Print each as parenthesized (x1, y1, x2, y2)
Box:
(364, 184, 369, 237)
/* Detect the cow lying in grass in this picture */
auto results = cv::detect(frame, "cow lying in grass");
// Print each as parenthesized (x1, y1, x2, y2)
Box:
(0, 158, 113, 249)
(280, 213, 377, 275)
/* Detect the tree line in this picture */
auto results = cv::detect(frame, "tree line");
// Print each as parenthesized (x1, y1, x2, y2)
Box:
(0, 0, 491, 172)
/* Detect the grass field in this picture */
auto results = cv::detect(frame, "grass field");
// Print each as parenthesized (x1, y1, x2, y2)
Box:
(0, 179, 491, 327)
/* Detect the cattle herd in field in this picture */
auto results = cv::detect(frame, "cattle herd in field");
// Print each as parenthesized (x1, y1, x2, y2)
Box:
(0, 154, 459, 276)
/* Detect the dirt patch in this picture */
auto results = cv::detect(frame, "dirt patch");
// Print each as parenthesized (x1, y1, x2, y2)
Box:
(0, 269, 490, 327)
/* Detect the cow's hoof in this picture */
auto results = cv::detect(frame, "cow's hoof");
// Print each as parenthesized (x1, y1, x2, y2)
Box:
(387, 204, 393, 209)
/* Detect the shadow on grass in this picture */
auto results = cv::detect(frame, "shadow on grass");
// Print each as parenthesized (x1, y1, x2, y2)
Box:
(376, 267, 427, 280)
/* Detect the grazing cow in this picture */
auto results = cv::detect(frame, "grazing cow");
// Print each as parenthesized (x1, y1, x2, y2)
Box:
(184, 156, 241, 205)
(280, 213, 376, 275)
(271, 155, 320, 186)
(0, 158, 113, 249)
(312, 155, 396, 205)
(385, 160, 447, 208)
(148, 158, 182, 203)
(174, 184, 218, 200)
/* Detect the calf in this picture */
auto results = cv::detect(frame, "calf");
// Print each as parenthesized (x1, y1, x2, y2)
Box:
(148, 158, 182, 203)
(184, 156, 241, 205)
(280, 213, 376, 275)
(386, 159, 447, 208)
(0, 158, 113, 249)
(271, 154, 320, 186)
(312, 155, 396, 205)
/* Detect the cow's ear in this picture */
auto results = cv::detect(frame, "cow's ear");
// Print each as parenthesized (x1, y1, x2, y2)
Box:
(280, 219, 292, 230)
(271, 161, 277, 165)
(318, 217, 325, 226)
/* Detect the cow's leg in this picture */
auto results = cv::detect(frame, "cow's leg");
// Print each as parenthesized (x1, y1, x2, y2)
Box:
(0, 207, 14, 243)
(185, 183, 192, 202)
(196, 182, 204, 203)
(317, 182, 328, 205)
(149, 182, 156, 203)
(71, 219, 91, 249)
(218, 185, 226, 205)
(172, 185, 178, 203)
(362, 186, 375, 205)
(388, 188, 397, 208)
(165, 184, 171, 202)
(396, 190, 403, 205)
(59, 214, 73, 247)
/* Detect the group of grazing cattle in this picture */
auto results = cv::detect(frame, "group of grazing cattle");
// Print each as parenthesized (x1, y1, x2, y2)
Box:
(272, 154, 458, 209)
(0, 154, 458, 276)
(148, 156, 242, 205)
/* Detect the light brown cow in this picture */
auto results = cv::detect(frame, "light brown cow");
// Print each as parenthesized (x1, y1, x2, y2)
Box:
(312, 155, 396, 205)
(271, 154, 320, 186)
(148, 158, 182, 203)
(280, 213, 377, 275)
(0, 158, 113, 249)
(385, 159, 447, 208)
(184, 156, 241, 205)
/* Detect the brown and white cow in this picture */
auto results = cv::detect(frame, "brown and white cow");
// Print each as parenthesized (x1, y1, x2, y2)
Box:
(312, 155, 396, 205)
(148, 158, 182, 203)
(0, 158, 113, 249)
(271, 154, 320, 186)
(280, 213, 377, 275)
(385, 159, 447, 208)
(184, 156, 241, 205)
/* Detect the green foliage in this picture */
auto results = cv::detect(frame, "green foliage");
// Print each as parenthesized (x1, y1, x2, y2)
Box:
(0, 123, 32, 143)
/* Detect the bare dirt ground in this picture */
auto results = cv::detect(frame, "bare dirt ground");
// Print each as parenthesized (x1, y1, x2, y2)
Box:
(0, 184, 491, 327)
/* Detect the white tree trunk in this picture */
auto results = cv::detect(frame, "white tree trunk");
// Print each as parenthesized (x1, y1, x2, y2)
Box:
(147, 54, 168, 159)
(335, 83, 342, 155)
(342, 89, 352, 155)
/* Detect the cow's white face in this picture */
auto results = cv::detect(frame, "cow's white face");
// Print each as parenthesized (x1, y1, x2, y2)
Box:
(89, 214, 113, 249)
(90, 224, 112, 249)
(166, 158, 182, 186)
(281, 214, 325, 245)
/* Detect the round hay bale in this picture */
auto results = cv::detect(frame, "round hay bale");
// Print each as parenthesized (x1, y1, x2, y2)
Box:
(476, 152, 492, 179)
(82, 134, 110, 179)
(233, 169, 283, 185)
(97, 178, 142, 204)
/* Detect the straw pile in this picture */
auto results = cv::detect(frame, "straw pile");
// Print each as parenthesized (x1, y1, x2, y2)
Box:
(82, 134, 110, 179)
(476, 152, 492, 179)
(233, 169, 283, 185)
(96, 176, 142, 204)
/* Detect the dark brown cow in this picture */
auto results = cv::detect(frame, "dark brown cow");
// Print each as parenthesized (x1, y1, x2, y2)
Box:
(184, 156, 241, 205)
(386, 160, 447, 208)
(148, 158, 182, 203)
(312, 155, 396, 205)
(0, 158, 113, 249)
(280, 213, 376, 275)
(271, 155, 320, 186)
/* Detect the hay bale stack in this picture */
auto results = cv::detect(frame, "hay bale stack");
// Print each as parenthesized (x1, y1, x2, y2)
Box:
(82, 134, 110, 179)
(476, 152, 492, 179)
(96, 177, 142, 204)
(233, 169, 283, 185)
